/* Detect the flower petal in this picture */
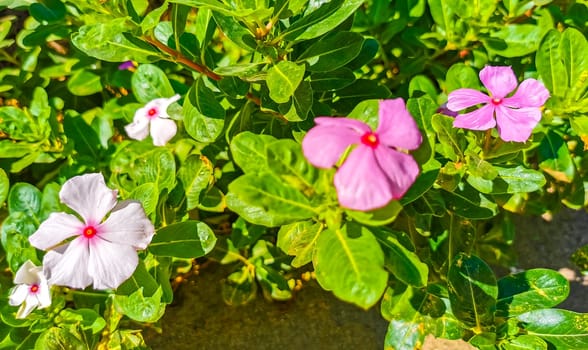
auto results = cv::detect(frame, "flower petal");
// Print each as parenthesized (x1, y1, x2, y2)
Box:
(495, 106, 542, 142)
(374, 147, 420, 200)
(16, 300, 37, 319)
(503, 78, 550, 108)
(59, 173, 118, 225)
(453, 104, 497, 130)
(479, 66, 518, 99)
(13, 260, 40, 285)
(29, 212, 84, 250)
(314, 116, 371, 134)
(98, 200, 155, 250)
(334, 145, 393, 210)
(145, 94, 181, 119)
(125, 114, 150, 141)
(36, 279, 52, 308)
(302, 124, 361, 168)
(150, 117, 177, 146)
(9, 284, 29, 306)
(376, 98, 422, 150)
(446, 88, 490, 111)
(88, 238, 138, 290)
(44, 238, 92, 289)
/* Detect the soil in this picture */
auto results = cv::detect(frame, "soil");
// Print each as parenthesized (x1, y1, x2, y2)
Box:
(143, 209, 588, 350)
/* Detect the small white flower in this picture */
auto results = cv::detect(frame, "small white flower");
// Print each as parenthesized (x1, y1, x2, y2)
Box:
(9, 260, 51, 319)
(29, 173, 155, 290)
(125, 94, 181, 146)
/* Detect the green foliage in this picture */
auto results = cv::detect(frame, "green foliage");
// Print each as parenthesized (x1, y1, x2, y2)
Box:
(1, 0, 587, 349)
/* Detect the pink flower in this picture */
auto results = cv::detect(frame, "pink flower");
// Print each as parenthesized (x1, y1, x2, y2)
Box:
(118, 60, 137, 71)
(125, 94, 181, 146)
(302, 98, 422, 211)
(9, 260, 51, 319)
(29, 173, 155, 290)
(447, 66, 549, 142)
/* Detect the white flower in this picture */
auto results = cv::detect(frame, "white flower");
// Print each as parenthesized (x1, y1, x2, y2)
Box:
(125, 94, 181, 146)
(29, 173, 155, 290)
(9, 260, 51, 319)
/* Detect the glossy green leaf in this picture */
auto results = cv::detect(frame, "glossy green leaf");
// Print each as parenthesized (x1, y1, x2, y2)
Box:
(138, 148, 176, 191)
(266, 139, 318, 189)
(484, 24, 544, 58)
(561, 27, 588, 102)
(283, 0, 364, 41)
(72, 19, 158, 62)
(113, 287, 166, 323)
(409, 75, 438, 99)
(427, 0, 455, 39)
(226, 172, 316, 227)
(67, 70, 102, 96)
(373, 229, 428, 287)
(442, 183, 498, 219)
(34, 327, 85, 350)
(445, 63, 480, 92)
(536, 30, 568, 97)
(277, 220, 323, 268)
(496, 268, 569, 317)
(503, 335, 548, 350)
(538, 130, 575, 183)
(230, 131, 277, 173)
(116, 260, 159, 297)
(0, 168, 8, 206)
(448, 253, 498, 328)
(266, 61, 305, 104)
(178, 155, 214, 210)
(467, 166, 546, 194)
(63, 114, 102, 159)
(345, 200, 404, 226)
(313, 223, 388, 309)
(310, 68, 356, 91)
(183, 79, 226, 143)
(129, 182, 158, 215)
(222, 266, 257, 306)
(131, 64, 175, 103)
(432, 113, 463, 161)
(297, 31, 364, 72)
(7, 183, 41, 216)
(517, 309, 588, 349)
(29, 0, 66, 23)
(149, 220, 217, 258)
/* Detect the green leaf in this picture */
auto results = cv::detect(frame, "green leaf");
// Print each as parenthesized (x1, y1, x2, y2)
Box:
(8, 183, 41, 216)
(409, 75, 438, 99)
(496, 268, 569, 317)
(448, 253, 498, 328)
(212, 12, 256, 50)
(277, 221, 323, 268)
(313, 223, 388, 309)
(0, 168, 8, 206)
(230, 131, 277, 173)
(138, 148, 176, 191)
(29, 0, 66, 23)
(345, 200, 404, 226)
(141, 3, 169, 32)
(484, 24, 544, 58)
(113, 287, 166, 323)
(63, 113, 102, 159)
(72, 19, 158, 62)
(131, 64, 175, 103)
(221, 266, 257, 306)
(178, 155, 214, 210)
(309, 68, 356, 91)
(266, 61, 305, 104)
(266, 139, 318, 189)
(297, 31, 364, 72)
(226, 172, 316, 227)
(427, 0, 455, 39)
(517, 309, 588, 349)
(561, 27, 588, 102)
(149, 220, 217, 258)
(183, 79, 226, 143)
(283, 0, 365, 41)
(116, 260, 159, 297)
(536, 29, 568, 97)
(467, 166, 546, 194)
(66, 69, 102, 96)
(503, 335, 548, 350)
(35, 327, 85, 350)
(432, 113, 463, 161)
(538, 130, 575, 183)
(442, 183, 498, 219)
(373, 229, 428, 287)
(129, 182, 158, 215)
(445, 63, 480, 92)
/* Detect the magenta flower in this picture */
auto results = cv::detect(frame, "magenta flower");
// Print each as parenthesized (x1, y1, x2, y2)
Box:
(302, 98, 422, 211)
(118, 60, 137, 71)
(29, 173, 155, 290)
(447, 66, 549, 142)
(9, 260, 51, 319)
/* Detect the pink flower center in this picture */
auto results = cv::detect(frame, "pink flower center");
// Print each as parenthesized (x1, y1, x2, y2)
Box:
(361, 132, 379, 149)
(491, 97, 502, 105)
(83, 225, 98, 238)
(146, 107, 158, 119)
(29, 284, 39, 294)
